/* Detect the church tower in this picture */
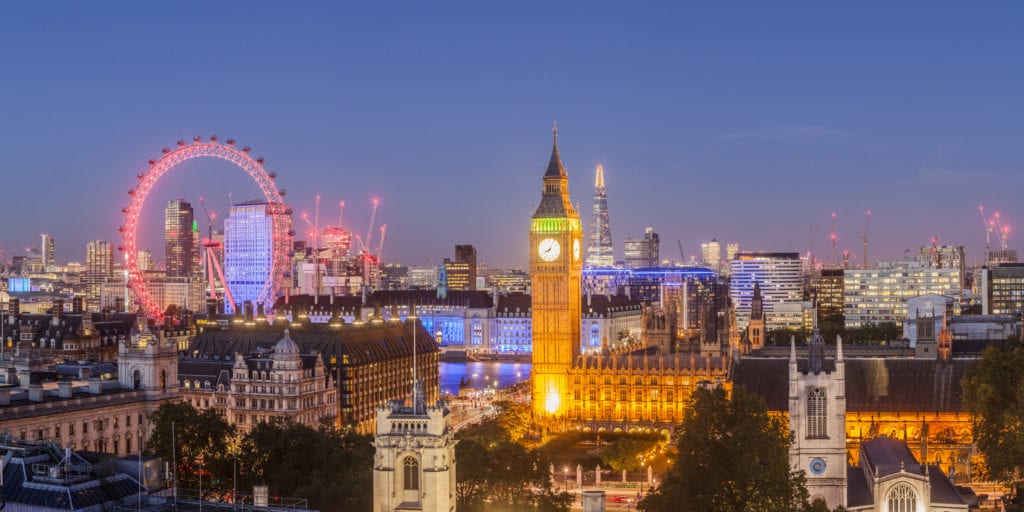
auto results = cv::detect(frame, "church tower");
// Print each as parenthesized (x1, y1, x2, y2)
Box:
(748, 281, 765, 351)
(788, 318, 847, 509)
(373, 311, 456, 512)
(530, 123, 583, 419)
(118, 309, 178, 399)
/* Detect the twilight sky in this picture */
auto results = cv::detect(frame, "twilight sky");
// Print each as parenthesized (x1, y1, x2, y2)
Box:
(2, 3, 1022, 270)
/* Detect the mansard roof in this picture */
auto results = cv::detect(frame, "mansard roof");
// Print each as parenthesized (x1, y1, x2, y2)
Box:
(732, 357, 970, 413)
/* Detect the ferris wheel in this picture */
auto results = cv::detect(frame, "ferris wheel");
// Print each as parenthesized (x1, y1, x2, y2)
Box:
(119, 136, 292, 322)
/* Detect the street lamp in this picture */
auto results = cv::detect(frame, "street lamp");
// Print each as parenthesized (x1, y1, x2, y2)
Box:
(563, 467, 568, 492)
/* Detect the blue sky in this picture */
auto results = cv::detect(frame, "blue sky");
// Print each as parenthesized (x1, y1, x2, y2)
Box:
(1, 3, 1022, 269)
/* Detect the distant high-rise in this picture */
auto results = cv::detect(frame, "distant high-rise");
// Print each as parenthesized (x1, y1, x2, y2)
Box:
(917, 244, 966, 288)
(137, 250, 154, 272)
(85, 240, 113, 310)
(451, 244, 477, 291)
(624, 227, 659, 268)
(726, 242, 739, 261)
(40, 234, 55, 269)
(224, 201, 275, 314)
(701, 239, 721, 271)
(164, 199, 195, 277)
(586, 164, 614, 267)
(729, 252, 803, 330)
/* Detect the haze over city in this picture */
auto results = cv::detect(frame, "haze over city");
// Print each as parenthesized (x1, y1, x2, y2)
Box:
(2, 3, 1022, 268)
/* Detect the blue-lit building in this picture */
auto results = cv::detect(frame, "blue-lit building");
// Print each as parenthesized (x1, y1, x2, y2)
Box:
(224, 201, 275, 314)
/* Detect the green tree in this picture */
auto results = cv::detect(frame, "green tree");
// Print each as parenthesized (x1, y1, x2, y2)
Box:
(963, 336, 1024, 487)
(237, 418, 373, 512)
(639, 386, 811, 512)
(601, 437, 659, 472)
(146, 402, 236, 491)
(454, 432, 571, 511)
(494, 400, 532, 442)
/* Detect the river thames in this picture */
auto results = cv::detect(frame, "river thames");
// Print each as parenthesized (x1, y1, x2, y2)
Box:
(438, 361, 531, 395)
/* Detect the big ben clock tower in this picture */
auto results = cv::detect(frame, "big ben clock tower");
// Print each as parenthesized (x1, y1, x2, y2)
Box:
(530, 123, 583, 419)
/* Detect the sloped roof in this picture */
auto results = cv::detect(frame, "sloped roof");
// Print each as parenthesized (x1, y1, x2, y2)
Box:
(732, 357, 970, 413)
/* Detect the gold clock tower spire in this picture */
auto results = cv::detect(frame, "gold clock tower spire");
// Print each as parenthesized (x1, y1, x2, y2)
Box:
(530, 122, 583, 419)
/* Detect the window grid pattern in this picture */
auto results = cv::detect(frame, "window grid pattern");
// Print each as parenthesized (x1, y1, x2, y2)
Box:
(886, 483, 917, 512)
(403, 457, 419, 491)
(807, 387, 827, 439)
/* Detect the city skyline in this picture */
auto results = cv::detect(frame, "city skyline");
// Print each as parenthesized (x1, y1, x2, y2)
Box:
(3, 3, 1023, 269)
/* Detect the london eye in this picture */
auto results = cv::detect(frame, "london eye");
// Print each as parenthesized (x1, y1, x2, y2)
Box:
(119, 136, 291, 322)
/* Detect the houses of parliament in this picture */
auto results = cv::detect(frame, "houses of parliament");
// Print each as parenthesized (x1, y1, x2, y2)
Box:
(528, 125, 976, 484)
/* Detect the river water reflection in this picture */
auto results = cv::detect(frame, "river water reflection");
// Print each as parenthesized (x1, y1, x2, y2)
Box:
(438, 361, 531, 395)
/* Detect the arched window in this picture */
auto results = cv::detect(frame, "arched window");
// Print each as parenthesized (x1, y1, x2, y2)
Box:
(807, 387, 827, 439)
(403, 456, 419, 491)
(886, 483, 917, 512)
(133, 370, 141, 390)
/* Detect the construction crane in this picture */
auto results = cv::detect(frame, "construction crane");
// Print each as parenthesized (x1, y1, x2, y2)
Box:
(861, 210, 871, 269)
(808, 220, 814, 270)
(377, 224, 387, 269)
(979, 206, 995, 257)
(677, 240, 685, 265)
(993, 212, 1010, 250)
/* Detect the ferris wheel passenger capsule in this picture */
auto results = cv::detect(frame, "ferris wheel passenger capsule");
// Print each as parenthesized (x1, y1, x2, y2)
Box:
(148, 159, 156, 166)
(210, 135, 219, 142)
(193, 136, 202, 143)
(268, 171, 277, 179)
(177, 140, 186, 146)
(242, 146, 252, 153)
(256, 157, 265, 164)
(226, 139, 236, 146)
(162, 148, 170, 154)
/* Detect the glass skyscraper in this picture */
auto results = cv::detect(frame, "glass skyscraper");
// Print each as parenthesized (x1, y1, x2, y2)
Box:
(224, 201, 274, 314)
(164, 199, 195, 277)
(586, 164, 615, 267)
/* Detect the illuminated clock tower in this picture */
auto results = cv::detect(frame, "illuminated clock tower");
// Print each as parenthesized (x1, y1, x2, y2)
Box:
(530, 123, 583, 419)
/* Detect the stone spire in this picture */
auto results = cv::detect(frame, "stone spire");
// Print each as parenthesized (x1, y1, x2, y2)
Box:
(545, 121, 566, 178)
(807, 303, 825, 374)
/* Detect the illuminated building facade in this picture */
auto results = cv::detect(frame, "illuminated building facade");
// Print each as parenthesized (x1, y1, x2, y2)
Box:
(224, 201, 275, 314)
(443, 245, 477, 292)
(701, 239, 721, 271)
(729, 252, 803, 330)
(917, 244, 966, 288)
(40, 233, 55, 270)
(85, 240, 114, 310)
(979, 263, 1024, 315)
(164, 199, 195, 278)
(179, 330, 337, 433)
(190, 310, 439, 434)
(528, 128, 731, 427)
(586, 164, 615, 267)
(843, 261, 961, 328)
(812, 268, 845, 321)
(530, 125, 584, 418)
(624, 227, 659, 268)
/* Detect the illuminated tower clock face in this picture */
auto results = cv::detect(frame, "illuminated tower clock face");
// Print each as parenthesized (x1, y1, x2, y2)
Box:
(573, 239, 581, 261)
(538, 238, 561, 261)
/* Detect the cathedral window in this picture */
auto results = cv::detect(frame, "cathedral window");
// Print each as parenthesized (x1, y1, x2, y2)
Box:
(807, 387, 827, 439)
(403, 457, 420, 491)
(886, 483, 917, 512)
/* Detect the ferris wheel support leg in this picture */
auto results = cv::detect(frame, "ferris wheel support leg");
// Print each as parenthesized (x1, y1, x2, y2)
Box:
(209, 251, 237, 314)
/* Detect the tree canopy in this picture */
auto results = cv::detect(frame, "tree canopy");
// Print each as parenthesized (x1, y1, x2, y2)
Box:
(639, 386, 812, 512)
(146, 402, 236, 490)
(963, 336, 1024, 486)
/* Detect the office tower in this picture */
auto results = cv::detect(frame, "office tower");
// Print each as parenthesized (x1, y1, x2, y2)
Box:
(529, 124, 583, 418)
(164, 199, 195, 277)
(40, 234, 55, 269)
(624, 227, 659, 268)
(224, 201, 275, 314)
(917, 244, 966, 288)
(701, 238, 721, 271)
(450, 244, 477, 291)
(729, 252, 804, 329)
(85, 241, 113, 309)
(586, 164, 614, 267)
(137, 250, 153, 272)
(843, 261, 961, 328)
(811, 268, 845, 322)
(980, 263, 1024, 315)
(726, 242, 739, 261)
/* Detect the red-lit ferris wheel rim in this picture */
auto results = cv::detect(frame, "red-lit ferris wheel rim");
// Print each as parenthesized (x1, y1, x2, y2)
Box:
(119, 137, 291, 321)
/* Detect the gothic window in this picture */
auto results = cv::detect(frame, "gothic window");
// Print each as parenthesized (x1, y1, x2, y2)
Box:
(403, 457, 419, 490)
(886, 483, 917, 512)
(807, 387, 827, 439)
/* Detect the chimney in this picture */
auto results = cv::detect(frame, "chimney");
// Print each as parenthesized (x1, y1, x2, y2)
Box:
(4, 367, 17, 385)
(244, 301, 254, 322)
(78, 367, 91, 380)
(58, 380, 73, 398)
(256, 302, 265, 320)
(9, 297, 19, 317)
(28, 384, 44, 402)
(88, 379, 103, 395)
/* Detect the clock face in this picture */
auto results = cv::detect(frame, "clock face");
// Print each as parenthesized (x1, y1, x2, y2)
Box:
(573, 239, 581, 261)
(809, 458, 826, 475)
(538, 238, 561, 262)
